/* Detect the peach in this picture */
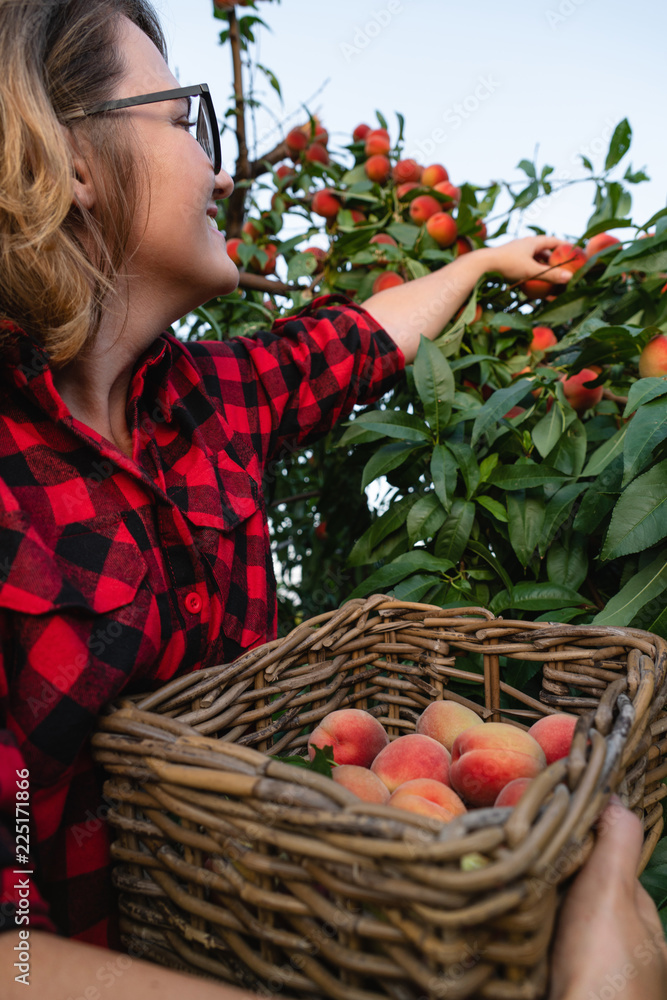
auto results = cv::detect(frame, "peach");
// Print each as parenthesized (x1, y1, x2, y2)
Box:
(396, 181, 419, 199)
(365, 128, 391, 156)
(520, 278, 555, 300)
(311, 189, 341, 221)
(409, 195, 441, 225)
(585, 232, 621, 259)
(450, 722, 546, 807)
(421, 164, 449, 187)
(369, 233, 398, 247)
(639, 334, 667, 378)
(561, 368, 603, 413)
(549, 243, 586, 275)
(371, 733, 451, 793)
(471, 220, 487, 240)
(388, 793, 457, 823)
(456, 237, 472, 256)
(494, 777, 533, 808)
(372, 271, 405, 294)
(332, 765, 390, 804)
(434, 180, 461, 204)
(305, 144, 329, 166)
(528, 713, 578, 765)
(392, 159, 422, 184)
(415, 701, 483, 753)
(389, 778, 466, 816)
(365, 154, 391, 184)
(286, 127, 308, 153)
(352, 123, 371, 143)
(530, 325, 557, 352)
(308, 709, 388, 767)
(426, 211, 458, 248)
(226, 237, 242, 266)
(303, 246, 327, 263)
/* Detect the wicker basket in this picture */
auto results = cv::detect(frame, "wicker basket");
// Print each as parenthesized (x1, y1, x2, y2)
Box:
(92, 597, 667, 1000)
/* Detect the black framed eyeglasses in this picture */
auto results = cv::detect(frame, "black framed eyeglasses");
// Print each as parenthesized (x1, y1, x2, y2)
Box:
(72, 83, 222, 175)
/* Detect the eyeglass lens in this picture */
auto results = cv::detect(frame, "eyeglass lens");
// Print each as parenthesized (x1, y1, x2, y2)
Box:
(196, 97, 215, 167)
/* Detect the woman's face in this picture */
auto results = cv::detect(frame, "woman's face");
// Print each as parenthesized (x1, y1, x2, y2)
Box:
(100, 17, 238, 317)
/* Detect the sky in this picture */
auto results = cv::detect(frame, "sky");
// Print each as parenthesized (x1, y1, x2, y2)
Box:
(154, 0, 667, 244)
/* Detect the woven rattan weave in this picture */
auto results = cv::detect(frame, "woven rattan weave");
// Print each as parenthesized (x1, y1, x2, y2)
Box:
(92, 597, 667, 1000)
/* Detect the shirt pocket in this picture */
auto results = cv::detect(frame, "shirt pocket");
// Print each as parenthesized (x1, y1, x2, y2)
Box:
(0, 509, 147, 618)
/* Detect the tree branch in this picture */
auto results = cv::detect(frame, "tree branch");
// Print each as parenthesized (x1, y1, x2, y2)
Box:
(269, 490, 321, 509)
(602, 387, 629, 406)
(247, 141, 291, 180)
(226, 8, 250, 237)
(237, 272, 295, 296)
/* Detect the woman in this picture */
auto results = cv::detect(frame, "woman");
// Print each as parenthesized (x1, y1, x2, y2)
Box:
(0, 1, 664, 997)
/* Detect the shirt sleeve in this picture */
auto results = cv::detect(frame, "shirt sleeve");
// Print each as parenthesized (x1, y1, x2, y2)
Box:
(0, 635, 58, 936)
(185, 294, 405, 469)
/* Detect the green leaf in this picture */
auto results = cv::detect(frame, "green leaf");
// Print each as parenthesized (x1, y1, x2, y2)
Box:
(593, 549, 667, 626)
(446, 441, 480, 500)
(489, 463, 567, 491)
(479, 453, 499, 483)
(623, 397, 667, 484)
(513, 181, 539, 209)
(581, 423, 629, 478)
(309, 745, 335, 777)
(361, 442, 420, 492)
(355, 410, 432, 442)
(547, 535, 589, 591)
(605, 118, 632, 170)
(434, 500, 475, 563)
(392, 573, 440, 602)
(534, 296, 590, 326)
(475, 496, 509, 523)
(413, 337, 455, 435)
(346, 550, 454, 600)
(406, 259, 431, 280)
(256, 63, 282, 101)
(471, 379, 536, 446)
(648, 604, 667, 640)
(549, 419, 587, 478)
(517, 159, 536, 178)
(507, 494, 546, 568)
(337, 422, 386, 447)
(602, 458, 667, 559)
(540, 482, 590, 556)
(532, 406, 565, 459)
(387, 222, 419, 249)
(431, 445, 458, 512)
(624, 377, 667, 417)
(347, 494, 417, 565)
(407, 493, 447, 545)
(581, 218, 633, 240)
(466, 539, 513, 591)
(491, 582, 589, 614)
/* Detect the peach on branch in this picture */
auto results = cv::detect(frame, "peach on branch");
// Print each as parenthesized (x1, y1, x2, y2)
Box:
(349, 209, 366, 224)
(639, 334, 667, 378)
(365, 154, 391, 184)
(549, 243, 586, 275)
(332, 765, 390, 804)
(494, 777, 533, 807)
(305, 144, 330, 166)
(396, 182, 419, 199)
(372, 271, 405, 294)
(434, 180, 461, 205)
(392, 159, 422, 184)
(242, 219, 262, 241)
(365, 128, 391, 156)
(308, 709, 389, 767)
(561, 368, 604, 413)
(389, 778, 466, 815)
(369, 233, 398, 247)
(450, 722, 546, 807)
(528, 713, 578, 764)
(520, 278, 555, 300)
(456, 237, 472, 256)
(371, 733, 451, 793)
(311, 188, 342, 221)
(471, 220, 487, 241)
(585, 232, 621, 258)
(226, 237, 243, 266)
(286, 127, 308, 154)
(421, 164, 449, 187)
(352, 123, 371, 142)
(426, 211, 458, 248)
(530, 326, 557, 352)
(409, 195, 441, 225)
(415, 700, 483, 753)
(275, 164, 296, 184)
(311, 125, 328, 146)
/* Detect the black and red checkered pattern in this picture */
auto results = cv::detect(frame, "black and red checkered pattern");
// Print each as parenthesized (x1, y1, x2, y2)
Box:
(0, 295, 404, 947)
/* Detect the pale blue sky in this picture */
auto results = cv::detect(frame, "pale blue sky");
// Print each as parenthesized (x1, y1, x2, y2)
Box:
(155, 0, 667, 241)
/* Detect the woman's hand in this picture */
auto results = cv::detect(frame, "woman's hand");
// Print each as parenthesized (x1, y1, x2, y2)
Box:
(485, 235, 575, 285)
(548, 797, 667, 1000)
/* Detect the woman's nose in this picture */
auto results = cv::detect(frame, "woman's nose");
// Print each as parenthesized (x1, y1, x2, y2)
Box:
(214, 168, 234, 201)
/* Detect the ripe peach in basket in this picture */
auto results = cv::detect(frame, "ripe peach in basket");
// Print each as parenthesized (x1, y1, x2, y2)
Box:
(389, 778, 466, 817)
(494, 777, 534, 807)
(528, 713, 578, 765)
(332, 764, 390, 804)
(450, 722, 546, 807)
(371, 733, 451, 793)
(308, 709, 388, 768)
(415, 700, 483, 753)
(387, 794, 457, 822)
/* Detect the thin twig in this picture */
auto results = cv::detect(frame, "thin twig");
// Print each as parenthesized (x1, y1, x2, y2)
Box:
(269, 490, 321, 509)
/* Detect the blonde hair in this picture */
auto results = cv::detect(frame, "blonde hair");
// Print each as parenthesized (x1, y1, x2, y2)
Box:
(0, 0, 166, 367)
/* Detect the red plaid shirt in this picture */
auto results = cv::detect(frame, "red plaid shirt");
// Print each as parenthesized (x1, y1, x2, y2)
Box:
(0, 295, 404, 949)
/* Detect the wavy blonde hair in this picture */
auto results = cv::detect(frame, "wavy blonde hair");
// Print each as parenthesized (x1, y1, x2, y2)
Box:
(0, 0, 166, 367)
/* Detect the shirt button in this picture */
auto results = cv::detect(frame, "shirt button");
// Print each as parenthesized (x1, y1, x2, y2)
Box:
(185, 592, 203, 614)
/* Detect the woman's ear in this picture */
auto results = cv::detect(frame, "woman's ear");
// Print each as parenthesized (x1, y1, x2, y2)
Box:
(59, 124, 96, 212)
